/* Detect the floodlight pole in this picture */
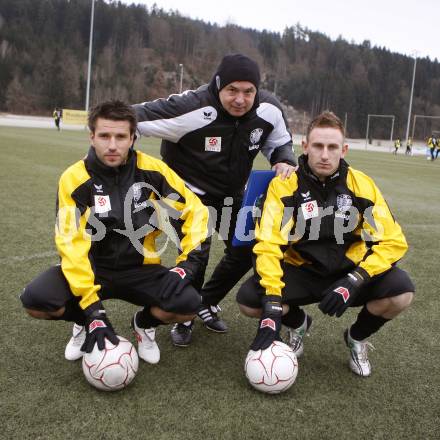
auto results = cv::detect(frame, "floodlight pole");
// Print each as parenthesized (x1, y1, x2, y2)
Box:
(390, 116, 395, 141)
(365, 115, 370, 149)
(411, 114, 417, 140)
(179, 64, 184, 93)
(404, 54, 417, 145)
(85, 0, 95, 111)
(302, 111, 306, 142)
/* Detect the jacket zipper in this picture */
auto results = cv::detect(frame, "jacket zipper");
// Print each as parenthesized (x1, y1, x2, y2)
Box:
(312, 180, 332, 274)
(321, 183, 332, 273)
(227, 120, 240, 192)
(113, 168, 123, 269)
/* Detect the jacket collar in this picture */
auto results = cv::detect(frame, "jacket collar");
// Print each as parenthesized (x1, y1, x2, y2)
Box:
(298, 154, 349, 187)
(85, 146, 135, 177)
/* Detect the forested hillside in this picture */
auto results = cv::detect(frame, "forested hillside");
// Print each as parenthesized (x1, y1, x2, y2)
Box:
(1, 0, 439, 137)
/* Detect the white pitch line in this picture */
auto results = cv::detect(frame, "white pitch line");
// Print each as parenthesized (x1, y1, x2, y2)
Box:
(0, 251, 58, 264)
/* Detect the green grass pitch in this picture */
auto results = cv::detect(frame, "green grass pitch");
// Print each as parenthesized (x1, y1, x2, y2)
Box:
(0, 126, 439, 439)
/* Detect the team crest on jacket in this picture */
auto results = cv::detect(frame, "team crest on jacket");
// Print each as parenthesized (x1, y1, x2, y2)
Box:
(133, 183, 142, 202)
(336, 194, 352, 212)
(249, 128, 263, 151)
(133, 183, 147, 209)
(252, 193, 265, 220)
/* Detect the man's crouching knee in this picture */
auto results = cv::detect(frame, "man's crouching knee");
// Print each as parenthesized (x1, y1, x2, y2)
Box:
(151, 307, 197, 324)
(154, 284, 202, 323)
(25, 307, 65, 320)
(238, 303, 262, 318)
(20, 281, 66, 320)
(238, 302, 290, 318)
(367, 291, 414, 319)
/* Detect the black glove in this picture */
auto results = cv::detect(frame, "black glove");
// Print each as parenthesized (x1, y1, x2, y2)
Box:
(250, 295, 283, 351)
(159, 265, 193, 300)
(318, 268, 370, 317)
(81, 301, 119, 353)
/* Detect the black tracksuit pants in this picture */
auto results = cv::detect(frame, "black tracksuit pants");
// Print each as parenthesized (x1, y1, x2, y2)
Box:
(197, 196, 253, 307)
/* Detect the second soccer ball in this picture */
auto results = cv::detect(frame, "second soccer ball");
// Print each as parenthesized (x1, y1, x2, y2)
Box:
(82, 336, 139, 391)
(245, 341, 298, 394)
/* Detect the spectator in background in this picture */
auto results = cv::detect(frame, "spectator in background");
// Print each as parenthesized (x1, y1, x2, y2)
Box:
(427, 135, 437, 161)
(405, 138, 412, 155)
(393, 137, 401, 155)
(53, 107, 62, 131)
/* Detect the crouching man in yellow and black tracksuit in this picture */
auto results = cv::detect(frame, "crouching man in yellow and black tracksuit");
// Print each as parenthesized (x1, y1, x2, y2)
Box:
(20, 101, 210, 365)
(237, 111, 414, 377)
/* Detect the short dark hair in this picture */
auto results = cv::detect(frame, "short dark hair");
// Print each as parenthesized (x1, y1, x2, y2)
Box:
(306, 111, 345, 140)
(88, 100, 137, 135)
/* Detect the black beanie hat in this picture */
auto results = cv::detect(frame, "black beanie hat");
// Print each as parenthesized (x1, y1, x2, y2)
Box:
(214, 54, 260, 91)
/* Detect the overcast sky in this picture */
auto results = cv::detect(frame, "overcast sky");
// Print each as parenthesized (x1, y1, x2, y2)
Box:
(116, 0, 439, 60)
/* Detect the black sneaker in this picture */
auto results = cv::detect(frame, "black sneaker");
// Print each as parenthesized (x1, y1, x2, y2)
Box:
(170, 322, 193, 347)
(198, 305, 228, 333)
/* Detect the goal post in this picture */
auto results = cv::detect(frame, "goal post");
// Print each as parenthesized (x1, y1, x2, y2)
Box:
(365, 114, 395, 149)
(411, 115, 440, 140)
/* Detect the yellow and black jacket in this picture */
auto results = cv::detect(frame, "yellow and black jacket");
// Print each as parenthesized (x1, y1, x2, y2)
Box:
(254, 155, 408, 297)
(428, 137, 438, 148)
(55, 147, 209, 310)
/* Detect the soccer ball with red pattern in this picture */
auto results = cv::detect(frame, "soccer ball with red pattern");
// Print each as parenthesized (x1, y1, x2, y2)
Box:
(245, 341, 298, 394)
(82, 336, 139, 391)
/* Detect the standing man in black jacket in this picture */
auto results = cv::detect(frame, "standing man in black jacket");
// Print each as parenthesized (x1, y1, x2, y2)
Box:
(134, 54, 296, 346)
